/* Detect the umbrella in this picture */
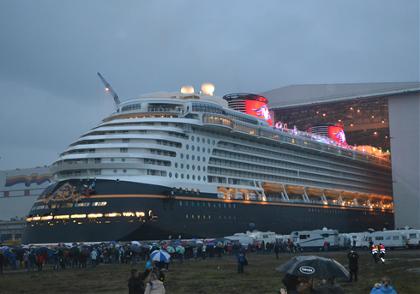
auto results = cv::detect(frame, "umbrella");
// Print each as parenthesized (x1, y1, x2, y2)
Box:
(176, 245, 185, 254)
(150, 249, 171, 263)
(131, 241, 141, 246)
(276, 255, 350, 280)
(166, 246, 175, 254)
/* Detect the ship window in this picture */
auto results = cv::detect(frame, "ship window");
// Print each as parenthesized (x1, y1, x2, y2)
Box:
(169, 172, 172, 178)
(120, 148, 128, 153)
(192, 165, 195, 170)
(180, 154, 184, 159)
(191, 201, 194, 207)
(186, 164, 190, 169)
(196, 137, 199, 142)
(122, 158, 126, 162)
(203, 215, 206, 220)
(197, 215, 200, 219)
(181, 174, 184, 179)
(123, 169, 127, 173)
(181, 164, 184, 168)
(393, 236, 399, 240)
(198, 176, 201, 181)
(175, 163, 178, 168)
(186, 174, 190, 179)
(198, 166, 201, 171)
(191, 136, 194, 141)
(111, 158, 115, 162)
(192, 145, 195, 151)
(208, 148, 211, 153)
(192, 175, 195, 180)
(113, 169, 117, 173)
(192, 155, 195, 160)
(203, 176, 206, 181)
(186, 155, 189, 160)
(191, 214, 195, 219)
(175, 173, 178, 178)
(197, 147, 200, 152)
(179, 201, 182, 206)
(186, 144, 189, 150)
(208, 215, 211, 219)
(185, 214, 188, 219)
(224, 203, 227, 208)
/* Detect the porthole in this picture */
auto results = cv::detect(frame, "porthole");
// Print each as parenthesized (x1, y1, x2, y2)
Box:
(187, 174, 190, 179)
(181, 174, 184, 179)
(175, 163, 178, 168)
(180, 154, 184, 159)
(192, 145, 195, 151)
(203, 176, 206, 181)
(186, 155, 189, 160)
(123, 169, 127, 173)
(197, 146, 200, 152)
(181, 163, 184, 168)
(175, 173, 178, 178)
(208, 148, 211, 153)
(202, 138, 205, 143)
(192, 155, 195, 160)
(207, 139, 210, 144)
(192, 165, 195, 170)
(187, 164, 190, 169)
(191, 136, 194, 141)
(169, 172, 172, 177)
(198, 176, 201, 180)
(186, 214, 188, 219)
(192, 175, 195, 180)
(198, 166, 201, 171)
(203, 167, 206, 172)
(186, 144, 189, 150)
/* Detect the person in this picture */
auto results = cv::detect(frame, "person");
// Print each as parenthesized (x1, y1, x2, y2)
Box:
(274, 242, 281, 259)
(347, 250, 359, 282)
(314, 278, 345, 294)
(0, 251, 4, 274)
(236, 250, 248, 274)
(371, 244, 379, 263)
(282, 273, 299, 293)
(379, 243, 386, 263)
(370, 276, 397, 294)
(128, 269, 143, 294)
(144, 270, 166, 294)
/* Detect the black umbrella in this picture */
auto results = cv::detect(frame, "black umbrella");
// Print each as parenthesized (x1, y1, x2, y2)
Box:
(276, 255, 350, 280)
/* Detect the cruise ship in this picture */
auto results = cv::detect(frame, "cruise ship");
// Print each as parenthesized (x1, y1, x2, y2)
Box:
(23, 84, 394, 243)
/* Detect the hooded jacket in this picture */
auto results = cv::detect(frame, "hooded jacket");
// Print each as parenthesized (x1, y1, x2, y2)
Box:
(370, 285, 397, 294)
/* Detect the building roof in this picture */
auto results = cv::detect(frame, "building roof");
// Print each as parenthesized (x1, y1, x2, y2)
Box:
(262, 82, 420, 109)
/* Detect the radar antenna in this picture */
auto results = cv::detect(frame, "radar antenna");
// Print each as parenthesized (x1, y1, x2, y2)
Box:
(97, 72, 121, 107)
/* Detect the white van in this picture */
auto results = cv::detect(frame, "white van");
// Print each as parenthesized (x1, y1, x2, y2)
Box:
(397, 229, 420, 248)
(347, 232, 371, 248)
(370, 230, 407, 248)
(291, 228, 339, 251)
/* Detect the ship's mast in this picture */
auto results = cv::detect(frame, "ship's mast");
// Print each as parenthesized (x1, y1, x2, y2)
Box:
(97, 72, 121, 107)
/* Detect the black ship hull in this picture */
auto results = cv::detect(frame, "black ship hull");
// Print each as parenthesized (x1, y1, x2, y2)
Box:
(23, 180, 394, 243)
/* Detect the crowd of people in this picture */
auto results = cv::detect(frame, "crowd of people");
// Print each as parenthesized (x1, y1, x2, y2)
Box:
(0, 240, 399, 294)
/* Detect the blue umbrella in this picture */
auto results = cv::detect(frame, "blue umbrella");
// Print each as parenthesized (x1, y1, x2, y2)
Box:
(150, 250, 171, 263)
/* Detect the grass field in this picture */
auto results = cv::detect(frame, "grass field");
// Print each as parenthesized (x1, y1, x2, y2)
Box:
(1, 250, 420, 293)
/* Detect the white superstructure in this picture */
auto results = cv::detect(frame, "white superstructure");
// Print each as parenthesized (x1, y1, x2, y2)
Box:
(49, 89, 393, 211)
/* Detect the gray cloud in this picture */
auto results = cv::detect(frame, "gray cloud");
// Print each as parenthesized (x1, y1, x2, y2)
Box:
(0, 0, 418, 169)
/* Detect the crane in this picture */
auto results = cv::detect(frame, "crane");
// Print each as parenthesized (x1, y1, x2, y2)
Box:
(97, 72, 121, 107)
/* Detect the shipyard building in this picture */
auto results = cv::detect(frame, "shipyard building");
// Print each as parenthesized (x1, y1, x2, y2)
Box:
(262, 82, 420, 229)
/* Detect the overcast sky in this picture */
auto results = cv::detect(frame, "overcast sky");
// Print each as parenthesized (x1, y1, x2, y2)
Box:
(0, 0, 419, 170)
